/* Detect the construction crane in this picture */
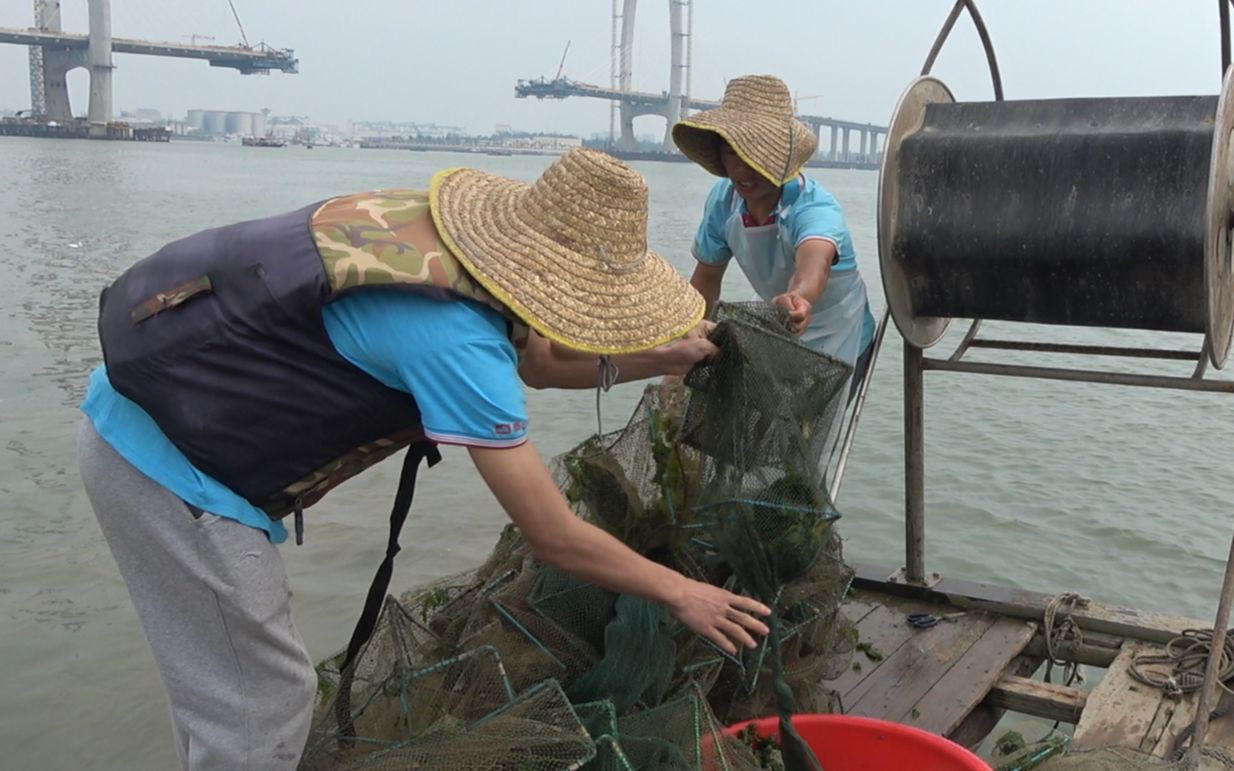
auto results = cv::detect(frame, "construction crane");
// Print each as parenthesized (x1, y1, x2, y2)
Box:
(794, 93, 824, 113)
(555, 40, 571, 80)
(225, 0, 251, 48)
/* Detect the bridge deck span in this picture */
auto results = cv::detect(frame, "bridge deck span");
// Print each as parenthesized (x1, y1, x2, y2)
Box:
(0, 26, 297, 73)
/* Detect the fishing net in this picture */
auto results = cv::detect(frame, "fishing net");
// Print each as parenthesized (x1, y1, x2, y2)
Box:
(682, 303, 853, 771)
(300, 301, 858, 770)
(301, 625, 596, 771)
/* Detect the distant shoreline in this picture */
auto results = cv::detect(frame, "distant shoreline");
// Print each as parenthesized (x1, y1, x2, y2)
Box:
(357, 141, 880, 170)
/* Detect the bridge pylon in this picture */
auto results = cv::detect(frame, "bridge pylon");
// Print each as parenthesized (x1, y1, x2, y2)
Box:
(31, 0, 82, 124)
(85, 0, 113, 136)
(613, 0, 691, 152)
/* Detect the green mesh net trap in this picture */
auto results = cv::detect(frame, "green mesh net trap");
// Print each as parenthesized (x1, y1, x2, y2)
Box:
(302, 302, 859, 770)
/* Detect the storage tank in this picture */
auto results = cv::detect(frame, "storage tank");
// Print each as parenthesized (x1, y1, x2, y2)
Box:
(202, 110, 227, 136)
(186, 109, 206, 131)
(226, 111, 254, 137)
(251, 112, 267, 137)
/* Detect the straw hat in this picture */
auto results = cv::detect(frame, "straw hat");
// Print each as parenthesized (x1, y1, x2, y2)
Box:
(672, 75, 818, 186)
(429, 147, 704, 354)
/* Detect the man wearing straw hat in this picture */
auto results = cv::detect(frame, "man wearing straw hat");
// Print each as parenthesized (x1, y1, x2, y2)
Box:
(673, 74, 876, 384)
(77, 147, 770, 771)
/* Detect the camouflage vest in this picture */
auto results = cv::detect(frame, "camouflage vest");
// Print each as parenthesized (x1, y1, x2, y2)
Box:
(99, 190, 527, 521)
(311, 189, 530, 350)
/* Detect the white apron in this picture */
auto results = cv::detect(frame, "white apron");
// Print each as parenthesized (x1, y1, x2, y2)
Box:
(723, 200, 874, 468)
(723, 208, 871, 369)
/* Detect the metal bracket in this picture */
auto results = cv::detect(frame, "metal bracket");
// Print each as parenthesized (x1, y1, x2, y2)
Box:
(887, 567, 943, 589)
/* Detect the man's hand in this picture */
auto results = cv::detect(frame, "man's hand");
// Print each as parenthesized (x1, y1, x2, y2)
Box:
(469, 441, 770, 655)
(667, 579, 770, 654)
(772, 291, 812, 335)
(522, 320, 717, 388)
(652, 320, 718, 377)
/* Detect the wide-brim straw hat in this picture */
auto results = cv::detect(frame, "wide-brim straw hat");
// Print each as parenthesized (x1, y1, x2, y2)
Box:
(429, 147, 704, 354)
(672, 75, 818, 186)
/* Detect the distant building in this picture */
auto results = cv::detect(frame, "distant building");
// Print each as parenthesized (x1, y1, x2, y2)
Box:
(351, 121, 464, 140)
(506, 133, 581, 151)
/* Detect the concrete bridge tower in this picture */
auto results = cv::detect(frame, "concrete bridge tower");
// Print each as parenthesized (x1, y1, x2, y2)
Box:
(30, 0, 80, 124)
(85, 0, 114, 136)
(613, 0, 692, 151)
(28, 0, 112, 129)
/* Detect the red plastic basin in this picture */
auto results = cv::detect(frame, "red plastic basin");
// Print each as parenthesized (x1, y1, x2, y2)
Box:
(723, 714, 992, 770)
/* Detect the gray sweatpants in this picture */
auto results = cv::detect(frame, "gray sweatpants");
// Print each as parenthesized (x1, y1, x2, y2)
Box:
(78, 419, 317, 770)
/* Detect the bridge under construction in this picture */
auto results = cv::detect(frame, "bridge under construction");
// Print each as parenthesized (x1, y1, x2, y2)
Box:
(1, 0, 296, 137)
(516, 0, 887, 167)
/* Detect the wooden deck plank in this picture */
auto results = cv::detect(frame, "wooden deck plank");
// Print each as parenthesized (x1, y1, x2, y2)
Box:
(840, 597, 880, 627)
(986, 673, 1087, 724)
(829, 595, 943, 700)
(852, 563, 1205, 646)
(845, 613, 996, 722)
(904, 616, 1039, 735)
(1139, 683, 1234, 759)
(1142, 697, 1187, 757)
(1071, 641, 1169, 753)
(949, 654, 1044, 748)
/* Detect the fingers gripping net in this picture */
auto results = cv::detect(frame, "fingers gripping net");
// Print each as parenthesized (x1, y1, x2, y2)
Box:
(681, 302, 852, 477)
(691, 527, 853, 728)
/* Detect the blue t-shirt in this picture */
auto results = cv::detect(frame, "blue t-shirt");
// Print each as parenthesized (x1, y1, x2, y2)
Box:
(81, 292, 528, 543)
(691, 176, 859, 273)
(691, 176, 874, 358)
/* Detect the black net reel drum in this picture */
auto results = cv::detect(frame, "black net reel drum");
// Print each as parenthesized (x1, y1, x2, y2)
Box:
(878, 72, 1234, 367)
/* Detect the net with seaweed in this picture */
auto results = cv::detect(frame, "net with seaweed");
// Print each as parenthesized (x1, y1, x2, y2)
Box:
(301, 301, 858, 770)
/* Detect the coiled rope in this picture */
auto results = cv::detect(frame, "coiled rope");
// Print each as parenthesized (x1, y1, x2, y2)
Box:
(1129, 628, 1234, 699)
(1043, 592, 1090, 688)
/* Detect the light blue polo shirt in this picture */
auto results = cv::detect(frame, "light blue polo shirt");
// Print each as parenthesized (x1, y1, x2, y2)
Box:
(691, 176, 859, 273)
(691, 176, 874, 357)
(81, 292, 529, 543)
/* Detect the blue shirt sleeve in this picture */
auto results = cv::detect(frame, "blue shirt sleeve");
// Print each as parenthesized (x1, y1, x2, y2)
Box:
(691, 180, 735, 266)
(789, 193, 846, 250)
(788, 183, 857, 271)
(323, 291, 529, 448)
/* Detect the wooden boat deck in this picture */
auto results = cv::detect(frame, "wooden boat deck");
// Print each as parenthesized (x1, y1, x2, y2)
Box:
(836, 589, 1038, 738)
(1071, 640, 1234, 760)
(836, 566, 1234, 762)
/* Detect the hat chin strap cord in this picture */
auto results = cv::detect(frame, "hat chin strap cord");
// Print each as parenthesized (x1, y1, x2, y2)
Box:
(595, 355, 619, 436)
(780, 116, 795, 186)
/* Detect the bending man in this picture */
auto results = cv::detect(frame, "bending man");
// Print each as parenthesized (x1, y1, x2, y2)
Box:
(78, 148, 769, 771)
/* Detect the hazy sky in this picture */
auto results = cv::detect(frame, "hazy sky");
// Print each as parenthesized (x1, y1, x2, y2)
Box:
(0, 1, 1228, 136)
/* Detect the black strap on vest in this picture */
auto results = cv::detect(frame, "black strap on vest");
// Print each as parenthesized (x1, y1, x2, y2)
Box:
(339, 442, 442, 673)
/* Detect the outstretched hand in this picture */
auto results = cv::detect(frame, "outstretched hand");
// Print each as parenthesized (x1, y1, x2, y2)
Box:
(668, 579, 771, 655)
(772, 292, 812, 335)
(654, 319, 718, 378)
